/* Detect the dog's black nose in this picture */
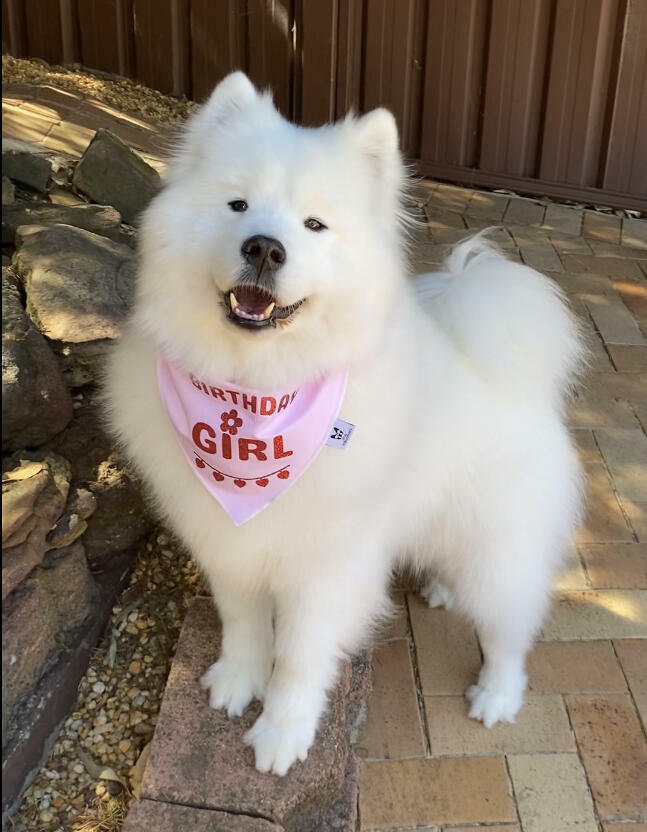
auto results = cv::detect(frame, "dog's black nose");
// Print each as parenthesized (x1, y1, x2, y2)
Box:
(241, 235, 286, 271)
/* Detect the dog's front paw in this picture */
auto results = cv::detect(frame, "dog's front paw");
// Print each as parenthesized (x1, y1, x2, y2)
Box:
(244, 711, 316, 776)
(466, 682, 523, 728)
(200, 657, 268, 717)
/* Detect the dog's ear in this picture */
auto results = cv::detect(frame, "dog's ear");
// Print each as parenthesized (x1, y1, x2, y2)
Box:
(201, 72, 259, 122)
(171, 73, 262, 179)
(354, 108, 400, 175)
(353, 109, 403, 209)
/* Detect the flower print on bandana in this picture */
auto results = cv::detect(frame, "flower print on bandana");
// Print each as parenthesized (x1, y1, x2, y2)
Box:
(157, 356, 348, 526)
(220, 409, 243, 435)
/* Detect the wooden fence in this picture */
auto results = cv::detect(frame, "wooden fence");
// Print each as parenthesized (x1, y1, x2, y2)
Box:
(3, 0, 646, 210)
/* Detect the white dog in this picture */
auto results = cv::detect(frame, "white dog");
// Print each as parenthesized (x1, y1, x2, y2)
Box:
(105, 72, 585, 776)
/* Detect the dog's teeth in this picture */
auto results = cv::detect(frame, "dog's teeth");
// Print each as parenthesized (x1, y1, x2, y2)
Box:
(228, 292, 277, 323)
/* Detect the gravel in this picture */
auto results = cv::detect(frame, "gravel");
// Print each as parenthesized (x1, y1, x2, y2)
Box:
(2, 56, 198, 126)
(11, 530, 206, 832)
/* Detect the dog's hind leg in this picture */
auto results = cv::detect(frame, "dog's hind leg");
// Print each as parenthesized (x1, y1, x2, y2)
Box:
(466, 617, 532, 728)
(422, 578, 455, 610)
(456, 535, 557, 728)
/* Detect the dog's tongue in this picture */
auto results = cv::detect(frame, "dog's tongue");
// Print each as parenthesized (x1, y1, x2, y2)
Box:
(234, 285, 273, 314)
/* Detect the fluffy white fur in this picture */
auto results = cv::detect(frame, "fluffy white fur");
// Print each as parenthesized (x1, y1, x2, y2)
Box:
(105, 72, 585, 776)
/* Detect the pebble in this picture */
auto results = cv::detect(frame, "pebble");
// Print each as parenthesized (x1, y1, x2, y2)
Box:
(118, 739, 131, 753)
(134, 722, 152, 736)
(106, 779, 124, 796)
(129, 660, 141, 674)
(72, 763, 84, 774)
(92, 681, 106, 694)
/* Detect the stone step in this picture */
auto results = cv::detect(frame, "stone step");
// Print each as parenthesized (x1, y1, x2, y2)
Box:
(123, 597, 370, 832)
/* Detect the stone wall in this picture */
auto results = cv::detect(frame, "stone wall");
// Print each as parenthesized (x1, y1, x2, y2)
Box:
(2, 130, 159, 818)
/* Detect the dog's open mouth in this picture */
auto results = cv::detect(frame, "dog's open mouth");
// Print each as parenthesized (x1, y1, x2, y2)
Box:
(225, 285, 305, 330)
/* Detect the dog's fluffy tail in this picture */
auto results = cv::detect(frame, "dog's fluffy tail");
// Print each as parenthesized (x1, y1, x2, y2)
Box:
(414, 232, 587, 406)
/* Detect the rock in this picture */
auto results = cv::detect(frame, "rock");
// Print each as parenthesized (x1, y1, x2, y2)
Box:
(72, 129, 160, 225)
(13, 224, 135, 343)
(52, 339, 113, 389)
(2, 462, 47, 543)
(124, 801, 284, 832)
(3, 503, 38, 548)
(309, 753, 361, 832)
(82, 469, 152, 569)
(1, 541, 96, 735)
(117, 224, 138, 250)
(137, 598, 368, 830)
(2, 176, 15, 205)
(44, 395, 153, 569)
(3, 201, 122, 244)
(2, 268, 74, 451)
(67, 485, 97, 520)
(47, 185, 87, 206)
(2, 149, 51, 193)
(2, 453, 71, 599)
(39, 483, 97, 553)
(46, 512, 87, 549)
(2, 553, 127, 819)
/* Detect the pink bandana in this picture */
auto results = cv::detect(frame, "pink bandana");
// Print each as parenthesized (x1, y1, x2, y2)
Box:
(157, 356, 348, 525)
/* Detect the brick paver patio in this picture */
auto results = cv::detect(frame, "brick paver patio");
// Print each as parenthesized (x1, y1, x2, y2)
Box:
(3, 83, 646, 832)
(359, 184, 647, 831)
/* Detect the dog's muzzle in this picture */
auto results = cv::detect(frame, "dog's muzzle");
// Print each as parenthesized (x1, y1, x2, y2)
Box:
(224, 235, 304, 330)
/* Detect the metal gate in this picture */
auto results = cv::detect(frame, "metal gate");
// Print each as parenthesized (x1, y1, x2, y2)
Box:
(3, 0, 646, 210)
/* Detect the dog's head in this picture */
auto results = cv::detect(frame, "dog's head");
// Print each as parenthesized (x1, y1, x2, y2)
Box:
(136, 72, 407, 386)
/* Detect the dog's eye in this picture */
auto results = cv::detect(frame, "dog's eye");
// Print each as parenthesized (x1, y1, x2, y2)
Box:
(304, 217, 327, 232)
(229, 200, 248, 213)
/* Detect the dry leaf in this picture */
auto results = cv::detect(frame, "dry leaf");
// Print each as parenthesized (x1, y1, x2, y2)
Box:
(77, 747, 129, 790)
(130, 742, 151, 799)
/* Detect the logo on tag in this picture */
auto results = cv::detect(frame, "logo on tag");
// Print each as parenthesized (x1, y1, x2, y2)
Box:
(326, 418, 355, 449)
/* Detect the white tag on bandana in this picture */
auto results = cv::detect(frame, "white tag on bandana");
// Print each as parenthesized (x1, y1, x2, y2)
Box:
(326, 418, 355, 449)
